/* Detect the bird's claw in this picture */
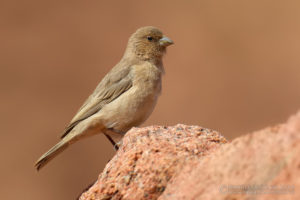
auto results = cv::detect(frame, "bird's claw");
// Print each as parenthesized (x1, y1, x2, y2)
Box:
(114, 141, 122, 151)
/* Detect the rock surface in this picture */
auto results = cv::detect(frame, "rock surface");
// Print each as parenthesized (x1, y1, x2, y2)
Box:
(159, 112, 300, 200)
(79, 125, 227, 200)
(80, 111, 300, 200)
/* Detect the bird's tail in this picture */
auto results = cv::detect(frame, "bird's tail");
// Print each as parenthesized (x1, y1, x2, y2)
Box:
(35, 135, 76, 171)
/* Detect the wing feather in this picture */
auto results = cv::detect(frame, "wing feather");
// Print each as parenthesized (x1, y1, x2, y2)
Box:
(61, 64, 133, 138)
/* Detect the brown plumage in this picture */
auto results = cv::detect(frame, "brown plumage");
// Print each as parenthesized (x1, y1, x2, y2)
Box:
(35, 26, 173, 170)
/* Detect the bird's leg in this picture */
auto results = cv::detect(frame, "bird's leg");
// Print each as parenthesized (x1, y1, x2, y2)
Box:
(104, 133, 119, 151)
(105, 128, 125, 151)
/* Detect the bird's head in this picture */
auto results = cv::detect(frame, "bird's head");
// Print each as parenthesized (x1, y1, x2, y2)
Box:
(125, 26, 174, 62)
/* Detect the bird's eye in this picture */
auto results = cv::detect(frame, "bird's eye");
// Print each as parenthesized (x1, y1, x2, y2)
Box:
(147, 36, 153, 41)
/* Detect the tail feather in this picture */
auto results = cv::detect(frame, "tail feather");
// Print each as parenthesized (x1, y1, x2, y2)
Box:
(35, 139, 69, 171)
(35, 121, 105, 171)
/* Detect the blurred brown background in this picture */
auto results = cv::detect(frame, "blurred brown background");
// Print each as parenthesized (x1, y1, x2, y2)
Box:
(1, 0, 300, 199)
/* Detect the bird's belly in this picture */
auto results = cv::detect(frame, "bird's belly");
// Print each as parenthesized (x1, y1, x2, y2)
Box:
(98, 83, 161, 132)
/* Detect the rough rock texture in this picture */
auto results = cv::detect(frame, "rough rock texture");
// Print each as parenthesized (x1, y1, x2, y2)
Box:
(79, 125, 227, 200)
(80, 111, 300, 200)
(159, 112, 300, 200)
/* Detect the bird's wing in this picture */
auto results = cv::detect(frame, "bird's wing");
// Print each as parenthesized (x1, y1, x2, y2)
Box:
(61, 64, 133, 138)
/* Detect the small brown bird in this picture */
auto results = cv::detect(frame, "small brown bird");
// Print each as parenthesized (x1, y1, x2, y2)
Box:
(35, 26, 173, 170)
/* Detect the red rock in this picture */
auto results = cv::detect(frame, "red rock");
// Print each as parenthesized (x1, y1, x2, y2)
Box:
(79, 125, 227, 200)
(159, 112, 300, 200)
(80, 111, 300, 200)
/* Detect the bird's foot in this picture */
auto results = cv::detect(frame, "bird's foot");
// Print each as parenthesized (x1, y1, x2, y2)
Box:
(113, 140, 123, 151)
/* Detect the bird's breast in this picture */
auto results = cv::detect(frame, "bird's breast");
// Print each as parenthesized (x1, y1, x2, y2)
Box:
(132, 62, 163, 96)
(98, 62, 163, 132)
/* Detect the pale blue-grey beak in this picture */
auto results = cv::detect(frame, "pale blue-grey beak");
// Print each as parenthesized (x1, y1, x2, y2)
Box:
(159, 36, 174, 47)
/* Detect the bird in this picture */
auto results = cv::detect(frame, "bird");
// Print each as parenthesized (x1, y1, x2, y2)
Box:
(35, 26, 174, 170)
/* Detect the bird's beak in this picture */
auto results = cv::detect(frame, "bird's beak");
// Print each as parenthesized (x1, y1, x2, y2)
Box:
(159, 36, 174, 47)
